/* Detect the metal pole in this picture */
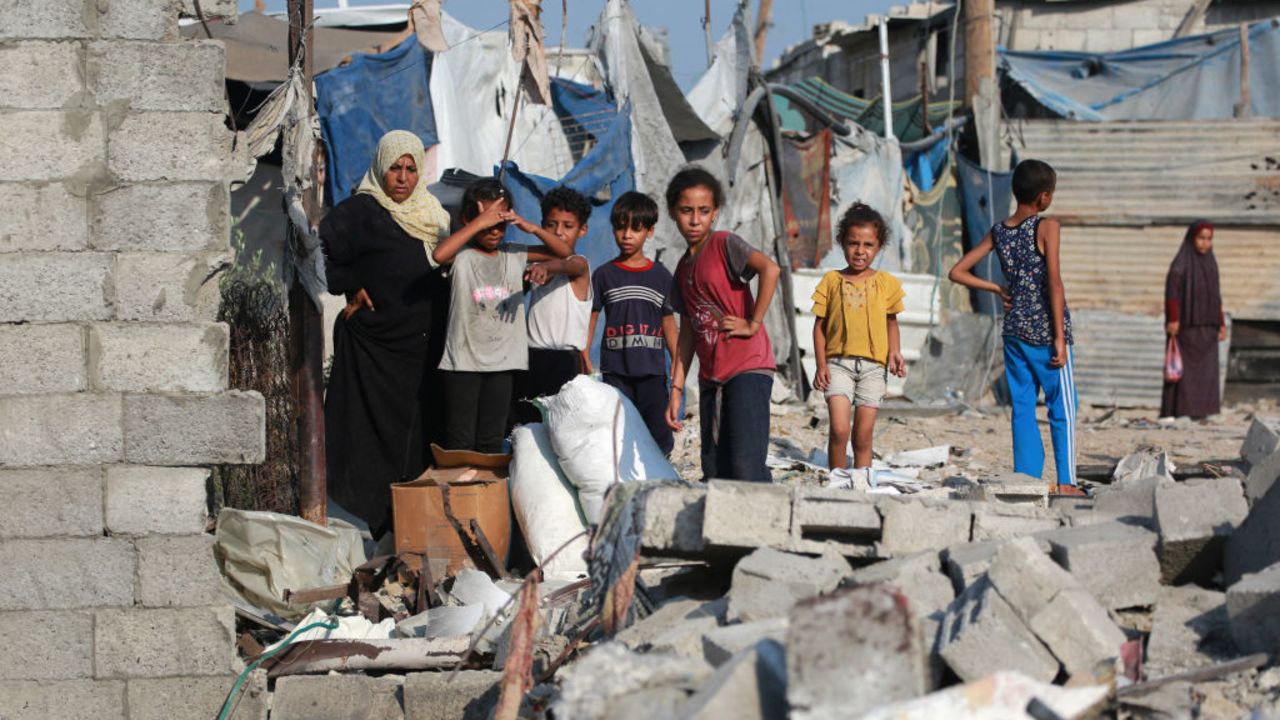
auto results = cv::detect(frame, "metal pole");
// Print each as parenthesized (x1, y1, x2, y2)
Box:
(878, 16, 894, 139)
(288, 0, 327, 526)
(703, 0, 714, 68)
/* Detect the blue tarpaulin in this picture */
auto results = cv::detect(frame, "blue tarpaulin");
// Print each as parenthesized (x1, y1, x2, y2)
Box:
(1000, 17, 1280, 120)
(501, 103, 636, 363)
(956, 154, 1010, 316)
(315, 37, 438, 205)
(549, 77, 617, 158)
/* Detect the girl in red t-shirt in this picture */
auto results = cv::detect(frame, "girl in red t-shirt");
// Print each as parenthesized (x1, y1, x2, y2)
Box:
(663, 167, 781, 482)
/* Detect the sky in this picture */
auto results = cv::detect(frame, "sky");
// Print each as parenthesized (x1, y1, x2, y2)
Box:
(243, 0, 894, 89)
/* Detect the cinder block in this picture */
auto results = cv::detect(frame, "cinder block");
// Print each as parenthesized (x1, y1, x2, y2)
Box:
(178, 0, 238, 17)
(0, 467, 102, 538)
(936, 576, 1059, 683)
(0, 538, 134, 610)
(1027, 588, 1126, 677)
(0, 41, 83, 109)
(0, 610, 94, 680)
(788, 585, 928, 718)
(942, 539, 1008, 591)
(90, 322, 228, 392)
(1084, 28, 1134, 52)
(108, 112, 231, 182)
(1145, 584, 1231, 678)
(1045, 522, 1161, 609)
(0, 0, 92, 39)
(123, 392, 265, 464)
(1244, 447, 1280, 503)
(92, 182, 226, 252)
(1091, 475, 1161, 528)
(727, 547, 849, 623)
(137, 534, 221, 607)
(0, 323, 87, 394)
(0, 679, 125, 720)
(878, 498, 972, 556)
(0, 111, 105, 182)
(640, 485, 706, 554)
(95, 606, 237, 678)
(790, 486, 881, 555)
(273, 675, 405, 720)
(972, 503, 1063, 541)
(105, 466, 208, 535)
(0, 251, 113, 322)
(701, 617, 788, 667)
(1112, 5, 1161, 29)
(616, 597, 725, 654)
(684, 639, 787, 720)
(128, 673, 267, 720)
(0, 183, 89, 251)
(703, 480, 792, 549)
(1226, 561, 1280, 657)
(113, 251, 225, 322)
(987, 537, 1079, 622)
(403, 670, 501, 720)
(1225, 478, 1280, 586)
(89, 41, 223, 112)
(0, 393, 122, 465)
(1155, 476, 1249, 585)
(1242, 417, 1280, 466)
(97, 0, 179, 40)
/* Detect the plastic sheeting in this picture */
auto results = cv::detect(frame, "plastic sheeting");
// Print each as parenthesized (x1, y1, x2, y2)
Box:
(955, 154, 1010, 316)
(315, 37, 438, 205)
(773, 77, 962, 142)
(1000, 17, 1280, 121)
(826, 128, 913, 273)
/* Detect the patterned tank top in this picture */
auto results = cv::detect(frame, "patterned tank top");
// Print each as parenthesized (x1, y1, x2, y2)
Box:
(991, 216, 1073, 346)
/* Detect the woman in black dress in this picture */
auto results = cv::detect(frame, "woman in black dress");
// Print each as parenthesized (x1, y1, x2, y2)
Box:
(1161, 220, 1226, 419)
(321, 130, 452, 536)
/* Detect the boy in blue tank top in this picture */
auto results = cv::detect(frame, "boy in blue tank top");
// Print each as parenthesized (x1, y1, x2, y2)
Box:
(948, 160, 1084, 496)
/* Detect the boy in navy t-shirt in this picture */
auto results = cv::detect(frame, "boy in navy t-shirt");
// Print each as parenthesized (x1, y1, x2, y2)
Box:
(588, 192, 677, 454)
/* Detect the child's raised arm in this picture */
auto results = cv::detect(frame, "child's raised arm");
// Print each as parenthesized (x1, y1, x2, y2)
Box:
(431, 199, 506, 265)
(1040, 218, 1068, 368)
(502, 212, 575, 261)
(722, 250, 781, 338)
(948, 234, 1010, 308)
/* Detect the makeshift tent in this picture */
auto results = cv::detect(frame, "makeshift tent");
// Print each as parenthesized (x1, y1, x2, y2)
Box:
(826, 129, 913, 274)
(1000, 17, 1280, 121)
(550, 77, 616, 159)
(315, 37, 437, 205)
(773, 77, 962, 142)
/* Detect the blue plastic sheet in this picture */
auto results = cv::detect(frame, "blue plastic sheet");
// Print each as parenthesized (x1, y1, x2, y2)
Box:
(315, 37, 438, 205)
(1000, 17, 1280, 120)
(550, 77, 616, 158)
(956, 154, 1010, 316)
(906, 132, 951, 193)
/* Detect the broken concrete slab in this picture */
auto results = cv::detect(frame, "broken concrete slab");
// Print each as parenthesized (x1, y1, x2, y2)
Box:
(678, 639, 787, 720)
(788, 486, 880, 556)
(1241, 417, 1280, 466)
(861, 671, 1110, 720)
(1224, 476, 1280, 587)
(847, 551, 954, 620)
(640, 485, 706, 555)
(402, 671, 500, 720)
(272, 675, 404, 720)
(1091, 475, 1160, 529)
(1027, 588, 1126, 678)
(1044, 522, 1162, 609)
(941, 537, 1052, 593)
(702, 481, 792, 549)
(1226, 561, 1280, 657)
(787, 586, 928, 719)
(1244, 446, 1280, 504)
(937, 576, 1059, 683)
(726, 547, 849, 623)
(1154, 476, 1249, 585)
(878, 498, 972, 556)
(1145, 585, 1236, 678)
(987, 537, 1078, 622)
(552, 643, 711, 720)
(609, 687, 688, 720)
(616, 598, 726, 652)
(973, 472, 1051, 505)
(971, 503, 1063, 541)
(700, 617, 789, 667)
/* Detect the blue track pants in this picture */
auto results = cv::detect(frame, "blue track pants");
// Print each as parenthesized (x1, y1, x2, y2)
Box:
(1003, 337, 1077, 485)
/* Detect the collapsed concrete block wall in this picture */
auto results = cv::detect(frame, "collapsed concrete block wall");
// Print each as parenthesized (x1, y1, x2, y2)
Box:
(0, 1, 263, 717)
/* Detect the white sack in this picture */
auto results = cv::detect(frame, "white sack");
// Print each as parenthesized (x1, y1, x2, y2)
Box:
(510, 423, 590, 580)
(542, 375, 679, 523)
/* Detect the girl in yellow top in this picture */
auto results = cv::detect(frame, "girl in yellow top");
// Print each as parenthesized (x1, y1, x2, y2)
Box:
(812, 203, 906, 487)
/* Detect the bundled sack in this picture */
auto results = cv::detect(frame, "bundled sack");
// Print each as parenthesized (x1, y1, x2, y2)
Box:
(509, 423, 590, 580)
(541, 375, 679, 523)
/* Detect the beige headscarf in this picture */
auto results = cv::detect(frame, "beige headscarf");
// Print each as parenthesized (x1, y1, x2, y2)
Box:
(356, 130, 451, 259)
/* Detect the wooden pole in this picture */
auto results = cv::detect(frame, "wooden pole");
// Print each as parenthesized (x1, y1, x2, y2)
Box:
(703, 0, 714, 68)
(963, 0, 995, 107)
(754, 0, 773, 63)
(1235, 23, 1251, 118)
(288, 0, 327, 526)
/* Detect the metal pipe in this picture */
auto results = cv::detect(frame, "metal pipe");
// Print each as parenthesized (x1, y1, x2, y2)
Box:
(879, 16, 894, 139)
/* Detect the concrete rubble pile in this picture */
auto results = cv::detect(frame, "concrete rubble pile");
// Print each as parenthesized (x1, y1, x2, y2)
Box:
(215, 418, 1280, 719)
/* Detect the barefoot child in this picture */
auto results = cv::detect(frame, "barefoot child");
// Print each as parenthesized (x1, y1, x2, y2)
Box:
(812, 203, 907, 488)
(514, 186, 593, 424)
(432, 178, 574, 452)
(948, 159, 1083, 495)
(587, 191, 678, 454)
(664, 167, 781, 482)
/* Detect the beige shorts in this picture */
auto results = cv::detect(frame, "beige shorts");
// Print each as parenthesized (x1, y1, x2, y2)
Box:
(825, 356, 887, 408)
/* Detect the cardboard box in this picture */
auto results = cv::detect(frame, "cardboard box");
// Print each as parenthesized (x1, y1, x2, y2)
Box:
(392, 445, 511, 575)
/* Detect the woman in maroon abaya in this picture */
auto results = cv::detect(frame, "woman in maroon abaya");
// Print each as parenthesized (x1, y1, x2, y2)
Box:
(1161, 220, 1226, 418)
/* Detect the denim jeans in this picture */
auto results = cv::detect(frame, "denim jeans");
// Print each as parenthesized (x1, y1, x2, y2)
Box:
(698, 372, 772, 482)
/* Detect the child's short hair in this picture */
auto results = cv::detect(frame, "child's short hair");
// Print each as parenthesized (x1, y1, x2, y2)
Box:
(541, 186, 591, 226)
(611, 191, 659, 231)
(461, 178, 512, 221)
(665, 166, 724, 211)
(838, 202, 889, 247)
(1011, 159, 1057, 204)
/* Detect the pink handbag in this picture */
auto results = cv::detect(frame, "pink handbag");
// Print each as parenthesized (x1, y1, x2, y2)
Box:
(1164, 337, 1184, 383)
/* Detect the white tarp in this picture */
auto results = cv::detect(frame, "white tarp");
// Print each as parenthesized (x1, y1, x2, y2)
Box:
(429, 12, 574, 183)
(829, 128, 914, 273)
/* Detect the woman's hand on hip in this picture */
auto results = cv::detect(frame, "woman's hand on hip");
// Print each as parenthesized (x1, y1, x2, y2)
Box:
(1166, 321, 1180, 337)
(343, 288, 374, 319)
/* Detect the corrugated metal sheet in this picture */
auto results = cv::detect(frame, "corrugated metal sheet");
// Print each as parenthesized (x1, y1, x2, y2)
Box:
(793, 270, 941, 398)
(1008, 119, 1280, 225)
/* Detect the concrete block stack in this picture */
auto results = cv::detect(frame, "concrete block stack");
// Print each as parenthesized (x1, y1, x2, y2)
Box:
(0, 2, 265, 718)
